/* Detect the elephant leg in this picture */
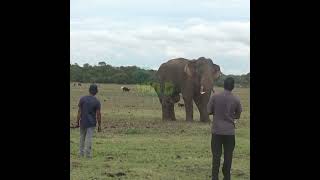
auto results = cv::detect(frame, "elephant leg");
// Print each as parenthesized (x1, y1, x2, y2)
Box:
(167, 93, 180, 121)
(162, 102, 170, 121)
(183, 96, 193, 122)
(168, 102, 176, 121)
(194, 95, 210, 122)
(161, 98, 176, 121)
(181, 87, 194, 122)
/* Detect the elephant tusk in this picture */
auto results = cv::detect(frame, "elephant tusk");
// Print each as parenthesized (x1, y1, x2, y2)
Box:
(200, 85, 206, 94)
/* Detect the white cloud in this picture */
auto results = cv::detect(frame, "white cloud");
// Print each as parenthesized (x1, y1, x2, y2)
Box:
(70, 0, 250, 74)
(70, 18, 250, 74)
(165, 46, 187, 58)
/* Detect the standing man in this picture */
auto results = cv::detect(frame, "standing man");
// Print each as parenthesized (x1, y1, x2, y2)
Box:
(76, 84, 102, 158)
(207, 77, 242, 180)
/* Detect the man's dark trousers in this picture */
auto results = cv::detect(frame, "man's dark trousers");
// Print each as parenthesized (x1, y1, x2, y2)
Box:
(211, 134, 235, 180)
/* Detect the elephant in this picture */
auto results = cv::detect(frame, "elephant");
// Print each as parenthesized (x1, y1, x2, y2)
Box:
(152, 57, 221, 122)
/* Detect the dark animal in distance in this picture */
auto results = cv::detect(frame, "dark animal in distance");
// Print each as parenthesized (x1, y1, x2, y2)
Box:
(178, 103, 184, 107)
(78, 83, 82, 86)
(121, 86, 130, 92)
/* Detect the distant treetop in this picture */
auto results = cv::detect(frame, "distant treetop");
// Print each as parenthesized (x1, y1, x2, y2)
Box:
(70, 63, 249, 87)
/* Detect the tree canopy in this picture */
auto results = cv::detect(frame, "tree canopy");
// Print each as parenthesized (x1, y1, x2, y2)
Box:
(70, 63, 249, 87)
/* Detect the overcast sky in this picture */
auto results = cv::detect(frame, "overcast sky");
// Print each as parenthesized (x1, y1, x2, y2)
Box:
(71, 0, 250, 75)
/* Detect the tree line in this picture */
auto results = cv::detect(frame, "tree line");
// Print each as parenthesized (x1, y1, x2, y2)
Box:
(70, 62, 250, 87)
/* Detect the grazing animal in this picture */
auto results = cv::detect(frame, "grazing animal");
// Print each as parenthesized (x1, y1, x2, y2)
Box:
(73, 83, 76, 86)
(78, 83, 82, 86)
(121, 86, 130, 92)
(178, 103, 184, 107)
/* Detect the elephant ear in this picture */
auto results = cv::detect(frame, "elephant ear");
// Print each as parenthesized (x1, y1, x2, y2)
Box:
(184, 60, 198, 77)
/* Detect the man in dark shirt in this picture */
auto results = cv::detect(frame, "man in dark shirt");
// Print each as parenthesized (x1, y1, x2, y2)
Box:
(207, 77, 242, 180)
(76, 84, 102, 158)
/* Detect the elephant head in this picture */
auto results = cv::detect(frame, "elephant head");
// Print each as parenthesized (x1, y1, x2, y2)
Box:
(184, 57, 221, 95)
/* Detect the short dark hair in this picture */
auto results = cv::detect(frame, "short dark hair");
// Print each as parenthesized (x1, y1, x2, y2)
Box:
(224, 77, 235, 91)
(89, 84, 98, 95)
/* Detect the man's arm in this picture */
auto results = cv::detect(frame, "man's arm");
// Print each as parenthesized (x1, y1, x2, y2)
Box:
(207, 96, 215, 115)
(96, 109, 101, 132)
(76, 98, 82, 127)
(96, 101, 102, 132)
(76, 108, 81, 127)
(234, 99, 242, 119)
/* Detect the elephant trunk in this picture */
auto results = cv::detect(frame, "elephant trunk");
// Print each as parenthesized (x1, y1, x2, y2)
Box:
(200, 70, 221, 95)
(200, 78, 213, 95)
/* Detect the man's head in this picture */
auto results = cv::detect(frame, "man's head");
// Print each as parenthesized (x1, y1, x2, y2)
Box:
(89, 84, 98, 95)
(224, 77, 235, 91)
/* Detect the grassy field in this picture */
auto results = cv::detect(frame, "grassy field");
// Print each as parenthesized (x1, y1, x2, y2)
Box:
(70, 83, 250, 180)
